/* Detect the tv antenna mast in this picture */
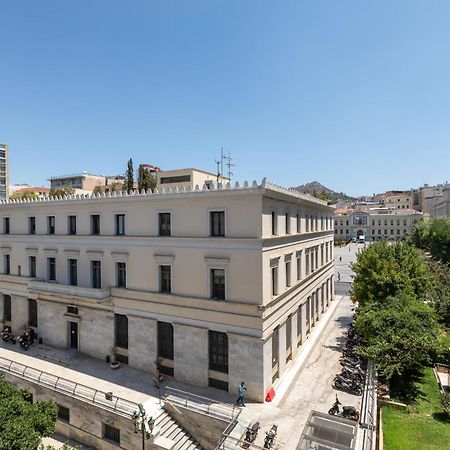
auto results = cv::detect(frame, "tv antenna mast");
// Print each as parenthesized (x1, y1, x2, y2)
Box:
(215, 148, 235, 182)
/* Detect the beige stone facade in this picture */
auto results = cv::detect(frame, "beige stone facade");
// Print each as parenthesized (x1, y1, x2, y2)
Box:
(334, 207, 423, 241)
(49, 173, 107, 191)
(0, 179, 334, 402)
(432, 184, 450, 217)
(156, 168, 229, 190)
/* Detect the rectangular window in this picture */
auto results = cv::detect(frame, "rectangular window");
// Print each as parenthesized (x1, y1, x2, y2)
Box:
(286, 316, 292, 361)
(29, 217, 36, 234)
(115, 214, 125, 235)
(211, 268, 225, 299)
(157, 321, 174, 360)
(67, 305, 78, 315)
(158, 212, 171, 236)
(210, 211, 225, 237)
(3, 295, 11, 321)
(297, 256, 301, 280)
(117, 262, 126, 288)
(305, 299, 310, 328)
(285, 213, 290, 234)
(48, 258, 56, 281)
(271, 212, 277, 235)
(57, 404, 70, 423)
(3, 217, 9, 234)
(68, 259, 77, 286)
(3, 254, 10, 275)
(297, 306, 302, 343)
(296, 213, 300, 233)
(91, 260, 101, 288)
(47, 216, 55, 234)
(159, 265, 171, 293)
(91, 215, 100, 235)
(103, 424, 120, 445)
(68, 215, 76, 235)
(272, 326, 279, 374)
(305, 252, 310, 275)
(29, 256, 36, 278)
(114, 314, 128, 349)
(28, 299, 37, 327)
(272, 266, 278, 296)
(285, 261, 291, 287)
(209, 330, 228, 373)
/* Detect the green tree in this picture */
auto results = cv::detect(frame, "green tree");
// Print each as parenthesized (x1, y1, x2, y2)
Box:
(350, 241, 432, 308)
(137, 165, 157, 192)
(49, 187, 74, 198)
(9, 191, 39, 201)
(427, 260, 450, 325)
(123, 158, 134, 193)
(355, 292, 438, 379)
(0, 380, 57, 450)
(408, 218, 450, 265)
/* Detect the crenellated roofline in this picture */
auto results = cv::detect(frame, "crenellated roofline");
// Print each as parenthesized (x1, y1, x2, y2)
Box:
(0, 178, 332, 209)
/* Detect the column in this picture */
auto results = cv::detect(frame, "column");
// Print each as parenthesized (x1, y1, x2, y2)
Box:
(11, 295, 28, 335)
(173, 323, 208, 387)
(228, 333, 264, 402)
(128, 316, 157, 373)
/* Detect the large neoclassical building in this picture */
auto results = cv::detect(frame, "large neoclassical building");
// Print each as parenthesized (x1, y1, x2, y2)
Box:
(0, 179, 334, 401)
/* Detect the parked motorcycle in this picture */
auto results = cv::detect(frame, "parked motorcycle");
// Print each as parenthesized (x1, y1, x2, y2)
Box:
(243, 421, 260, 448)
(263, 424, 278, 449)
(1, 327, 16, 344)
(333, 377, 362, 396)
(328, 395, 359, 422)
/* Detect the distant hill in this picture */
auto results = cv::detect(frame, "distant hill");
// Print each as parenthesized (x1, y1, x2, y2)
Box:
(291, 181, 355, 204)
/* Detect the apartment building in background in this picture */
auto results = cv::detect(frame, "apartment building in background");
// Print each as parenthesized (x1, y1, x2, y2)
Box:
(0, 178, 334, 402)
(432, 184, 450, 217)
(0, 144, 8, 200)
(49, 172, 107, 193)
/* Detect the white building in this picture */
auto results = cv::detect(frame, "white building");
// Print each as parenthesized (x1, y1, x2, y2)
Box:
(0, 179, 334, 402)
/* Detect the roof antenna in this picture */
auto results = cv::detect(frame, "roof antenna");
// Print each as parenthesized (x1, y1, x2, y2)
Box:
(223, 151, 235, 182)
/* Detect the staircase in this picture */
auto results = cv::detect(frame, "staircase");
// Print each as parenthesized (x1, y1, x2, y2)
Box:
(155, 410, 203, 450)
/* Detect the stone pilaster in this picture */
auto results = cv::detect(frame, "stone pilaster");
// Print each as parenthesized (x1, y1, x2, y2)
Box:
(128, 316, 157, 373)
(173, 323, 208, 387)
(11, 295, 28, 334)
(228, 333, 264, 402)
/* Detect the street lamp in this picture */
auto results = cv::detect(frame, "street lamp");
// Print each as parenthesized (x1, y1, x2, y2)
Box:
(132, 403, 155, 450)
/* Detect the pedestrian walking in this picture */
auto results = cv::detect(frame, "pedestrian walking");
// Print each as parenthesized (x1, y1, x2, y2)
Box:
(337, 272, 341, 281)
(236, 381, 247, 407)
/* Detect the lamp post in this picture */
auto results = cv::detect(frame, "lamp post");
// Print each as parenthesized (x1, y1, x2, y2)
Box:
(132, 404, 155, 450)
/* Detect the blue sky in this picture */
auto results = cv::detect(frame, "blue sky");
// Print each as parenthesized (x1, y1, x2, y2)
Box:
(1, 1, 449, 196)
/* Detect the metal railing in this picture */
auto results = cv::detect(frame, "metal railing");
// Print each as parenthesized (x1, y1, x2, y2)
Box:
(355, 361, 377, 450)
(164, 386, 240, 422)
(0, 356, 138, 418)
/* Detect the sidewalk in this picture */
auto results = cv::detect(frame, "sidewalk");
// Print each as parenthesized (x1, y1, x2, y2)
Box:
(236, 294, 359, 449)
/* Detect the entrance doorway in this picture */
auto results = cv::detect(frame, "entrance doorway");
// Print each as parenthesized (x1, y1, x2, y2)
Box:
(69, 322, 78, 350)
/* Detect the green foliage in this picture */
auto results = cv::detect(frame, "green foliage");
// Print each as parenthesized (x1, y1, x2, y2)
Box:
(312, 191, 329, 202)
(123, 158, 134, 193)
(49, 187, 74, 198)
(92, 185, 102, 194)
(408, 218, 450, 265)
(137, 164, 157, 192)
(355, 293, 438, 379)
(442, 394, 450, 417)
(0, 380, 57, 450)
(9, 191, 39, 200)
(350, 241, 431, 308)
(427, 261, 450, 325)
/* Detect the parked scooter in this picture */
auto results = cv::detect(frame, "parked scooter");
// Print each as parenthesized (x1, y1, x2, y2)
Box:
(333, 376, 362, 396)
(243, 421, 260, 448)
(1, 327, 16, 344)
(18, 328, 35, 351)
(328, 395, 359, 421)
(263, 424, 278, 449)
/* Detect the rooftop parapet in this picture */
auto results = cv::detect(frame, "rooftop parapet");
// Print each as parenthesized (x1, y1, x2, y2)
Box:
(0, 178, 331, 208)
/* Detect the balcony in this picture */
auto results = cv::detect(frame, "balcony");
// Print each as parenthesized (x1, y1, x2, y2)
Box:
(29, 279, 111, 302)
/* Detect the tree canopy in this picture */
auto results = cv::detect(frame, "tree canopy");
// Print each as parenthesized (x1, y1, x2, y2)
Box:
(9, 191, 39, 201)
(49, 187, 74, 198)
(124, 158, 134, 193)
(137, 164, 157, 192)
(355, 292, 438, 379)
(408, 217, 450, 265)
(350, 241, 431, 308)
(0, 380, 57, 450)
